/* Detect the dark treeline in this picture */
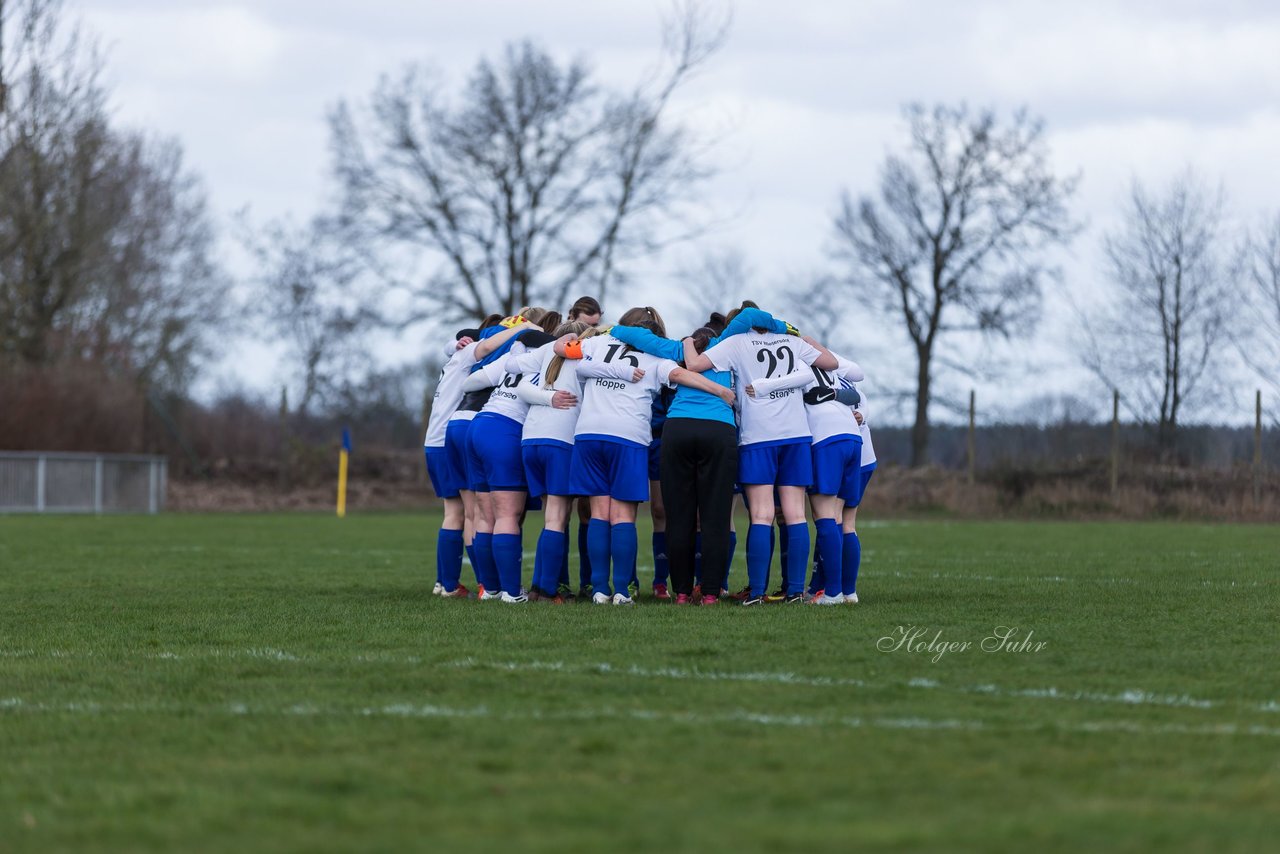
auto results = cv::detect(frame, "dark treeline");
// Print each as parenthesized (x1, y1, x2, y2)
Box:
(873, 423, 1279, 472)
(2, 0, 1277, 494)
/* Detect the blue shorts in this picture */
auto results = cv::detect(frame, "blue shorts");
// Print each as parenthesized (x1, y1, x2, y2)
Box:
(810, 436, 864, 503)
(853, 462, 877, 506)
(570, 438, 650, 502)
(523, 441, 574, 499)
(738, 439, 813, 487)
(424, 447, 462, 499)
(443, 420, 473, 493)
(466, 412, 526, 493)
(648, 439, 662, 481)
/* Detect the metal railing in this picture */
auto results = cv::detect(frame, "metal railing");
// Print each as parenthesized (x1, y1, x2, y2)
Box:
(0, 452, 167, 514)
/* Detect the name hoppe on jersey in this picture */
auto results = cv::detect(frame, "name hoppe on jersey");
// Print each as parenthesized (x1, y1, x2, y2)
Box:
(593, 378, 629, 391)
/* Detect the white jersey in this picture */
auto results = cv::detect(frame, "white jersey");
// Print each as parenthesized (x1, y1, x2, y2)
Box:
(573, 334, 678, 448)
(477, 351, 534, 423)
(518, 343, 582, 446)
(426, 341, 479, 446)
(800, 367, 861, 445)
(856, 389, 875, 466)
(703, 332, 821, 446)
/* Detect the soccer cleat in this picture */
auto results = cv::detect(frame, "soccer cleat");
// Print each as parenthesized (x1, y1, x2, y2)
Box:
(431, 582, 444, 596)
(557, 583, 574, 599)
(627, 580, 640, 599)
(440, 584, 470, 599)
(691, 584, 701, 598)
(844, 592, 859, 604)
(675, 593, 692, 605)
(499, 592, 528, 604)
(478, 586, 501, 601)
(741, 594, 765, 607)
(729, 586, 752, 601)
(527, 587, 545, 602)
(699, 595, 719, 606)
(577, 585, 595, 602)
(653, 583, 671, 601)
(811, 593, 845, 606)
(764, 588, 787, 603)
(549, 594, 571, 604)
(612, 593, 634, 606)
(783, 592, 806, 604)
(592, 591, 612, 605)
(805, 588, 824, 602)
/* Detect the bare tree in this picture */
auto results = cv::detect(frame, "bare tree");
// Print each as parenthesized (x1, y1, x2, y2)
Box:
(673, 245, 754, 325)
(831, 104, 1078, 466)
(0, 0, 225, 389)
(239, 216, 379, 418)
(1082, 171, 1236, 452)
(328, 1, 728, 323)
(1238, 212, 1280, 405)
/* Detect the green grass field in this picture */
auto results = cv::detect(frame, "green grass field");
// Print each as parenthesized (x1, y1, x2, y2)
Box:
(1, 512, 1278, 853)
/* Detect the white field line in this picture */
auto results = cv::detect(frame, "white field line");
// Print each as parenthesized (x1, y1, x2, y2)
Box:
(447, 658, 1244, 713)
(884, 570, 1266, 588)
(3, 695, 1280, 739)
(5, 648, 1274, 713)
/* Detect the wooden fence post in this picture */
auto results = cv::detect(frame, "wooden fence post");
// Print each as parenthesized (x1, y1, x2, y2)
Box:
(1110, 389, 1120, 496)
(967, 390, 976, 485)
(1255, 389, 1263, 508)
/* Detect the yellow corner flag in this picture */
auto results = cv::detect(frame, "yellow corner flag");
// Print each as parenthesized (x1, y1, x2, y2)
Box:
(337, 428, 351, 517)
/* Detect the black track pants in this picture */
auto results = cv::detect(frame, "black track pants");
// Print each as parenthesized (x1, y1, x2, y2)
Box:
(659, 418, 739, 596)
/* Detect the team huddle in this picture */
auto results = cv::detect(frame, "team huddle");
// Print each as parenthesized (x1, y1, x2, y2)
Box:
(422, 297, 876, 607)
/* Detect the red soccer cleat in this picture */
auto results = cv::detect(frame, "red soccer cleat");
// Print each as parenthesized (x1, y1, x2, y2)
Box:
(440, 584, 470, 599)
(675, 593, 692, 605)
(653, 583, 672, 601)
(699, 595, 719, 606)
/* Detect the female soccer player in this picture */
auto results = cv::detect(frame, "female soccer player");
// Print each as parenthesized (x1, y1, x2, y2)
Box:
(746, 346, 864, 604)
(462, 310, 560, 602)
(566, 296, 603, 594)
(430, 315, 524, 597)
(507, 323, 635, 601)
(560, 307, 735, 605)
(682, 307, 840, 605)
(567, 296, 603, 327)
(610, 306, 791, 604)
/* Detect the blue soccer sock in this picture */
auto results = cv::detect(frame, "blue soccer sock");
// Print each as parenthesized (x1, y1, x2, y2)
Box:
(746, 524, 771, 596)
(842, 531, 862, 597)
(472, 532, 499, 592)
(611, 523, 638, 598)
(578, 520, 593, 590)
(784, 523, 810, 596)
(531, 532, 547, 593)
(536, 529, 569, 594)
(438, 528, 464, 591)
(558, 533, 570, 590)
(814, 519, 841, 597)
(809, 548, 825, 595)
(464, 542, 479, 586)
(652, 531, 669, 587)
(492, 532, 523, 595)
(766, 526, 776, 591)
(587, 519, 612, 595)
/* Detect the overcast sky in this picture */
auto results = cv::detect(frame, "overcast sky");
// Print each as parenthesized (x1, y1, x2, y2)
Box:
(72, 0, 1280, 424)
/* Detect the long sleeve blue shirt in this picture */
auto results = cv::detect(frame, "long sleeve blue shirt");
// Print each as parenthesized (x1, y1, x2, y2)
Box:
(610, 308, 788, 427)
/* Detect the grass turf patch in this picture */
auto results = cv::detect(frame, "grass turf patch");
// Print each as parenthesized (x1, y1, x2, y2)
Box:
(1, 513, 1278, 852)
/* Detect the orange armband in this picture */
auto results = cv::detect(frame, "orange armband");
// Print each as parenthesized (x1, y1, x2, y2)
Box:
(564, 339, 583, 359)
